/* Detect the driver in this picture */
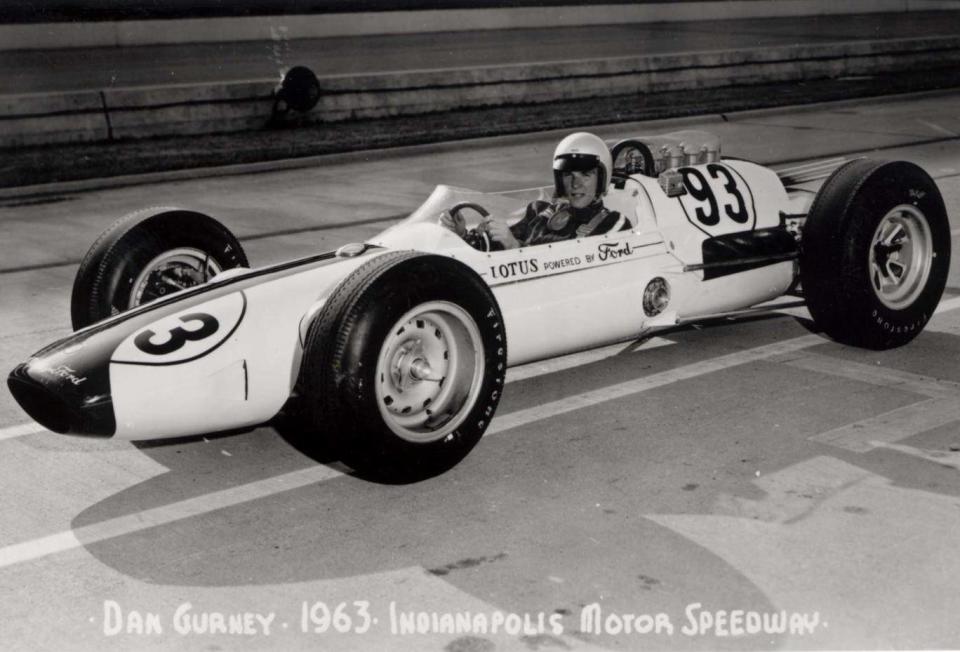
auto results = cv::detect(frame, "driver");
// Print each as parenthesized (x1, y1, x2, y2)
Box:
(440, 132, 626, 250)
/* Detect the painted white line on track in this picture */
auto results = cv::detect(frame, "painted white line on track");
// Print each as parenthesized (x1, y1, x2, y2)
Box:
(0, 465, 343, 569)
(488, 334, 823, 435)
(935, 295, 960, 314)
(0, 334, 821, 570)
(788, 352, 960, 453)
(872, 441, 960, 470)
(918, 119, 959, 137)
(790, 296, 960, 454)
(0, 423, 46, 441)
(786, 355, 960, 399)
(810, 398, 960, 453)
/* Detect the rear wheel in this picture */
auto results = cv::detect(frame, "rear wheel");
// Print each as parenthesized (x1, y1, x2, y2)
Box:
(299, 251, 506, 482)
(799, 159, 950, 349)
(71, 208, 248, 330)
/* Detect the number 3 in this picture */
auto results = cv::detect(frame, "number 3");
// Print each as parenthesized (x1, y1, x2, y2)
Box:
(709, 164, 748, 223)
(134, 312, 219, 355)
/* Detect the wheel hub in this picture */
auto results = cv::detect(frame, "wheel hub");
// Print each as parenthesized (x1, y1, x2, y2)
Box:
(375, 301, 484, 443)
(409, 358, 439, 382)
(868, 205, 932, 310)
(130, 248, 222, 308)
(389, 339, 442, 390)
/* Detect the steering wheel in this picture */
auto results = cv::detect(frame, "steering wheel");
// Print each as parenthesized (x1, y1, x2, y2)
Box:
(449, 201, 492, 251)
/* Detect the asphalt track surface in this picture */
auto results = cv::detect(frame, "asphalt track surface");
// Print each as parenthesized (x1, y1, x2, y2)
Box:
(1, 91, 960, 650)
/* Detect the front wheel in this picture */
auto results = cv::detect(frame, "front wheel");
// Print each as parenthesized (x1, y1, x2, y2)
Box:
(799, 159, 950, 349)
(300, 251, 506, 482)
(71, 208, 249, 330)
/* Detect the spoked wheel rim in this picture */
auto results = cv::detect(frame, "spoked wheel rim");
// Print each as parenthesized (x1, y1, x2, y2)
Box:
(375, 300, 485, 443)
(868, 204, 933, 310)
(129, 247, 223, 308)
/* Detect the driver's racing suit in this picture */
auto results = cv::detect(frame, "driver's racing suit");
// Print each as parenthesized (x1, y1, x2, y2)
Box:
(463, 199, 626, 251)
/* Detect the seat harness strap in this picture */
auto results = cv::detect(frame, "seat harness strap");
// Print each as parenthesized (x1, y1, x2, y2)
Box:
(576, 208, 610, 238)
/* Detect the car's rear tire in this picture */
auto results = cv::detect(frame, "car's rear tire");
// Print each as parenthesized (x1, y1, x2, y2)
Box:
(299, 251, 506, 482)
(799, 159, 950, 349)
(71, 208, 249, 330)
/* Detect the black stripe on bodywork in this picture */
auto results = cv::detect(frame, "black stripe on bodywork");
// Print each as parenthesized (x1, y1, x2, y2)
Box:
(62, 248, 343, 347)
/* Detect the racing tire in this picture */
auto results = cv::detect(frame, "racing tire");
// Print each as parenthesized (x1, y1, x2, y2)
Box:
(799, 159, 950, 349)
(300, 251, 506, 482)
(70, 208, 249, 330)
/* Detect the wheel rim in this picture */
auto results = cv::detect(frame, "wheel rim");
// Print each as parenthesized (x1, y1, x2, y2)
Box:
(868, 205, 933, 310)
(129, 248, 222, 308)
(375, 301, 485, 443)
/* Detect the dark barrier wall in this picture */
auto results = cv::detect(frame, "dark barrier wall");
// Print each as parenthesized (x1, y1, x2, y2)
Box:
(1, 0, 744, 23)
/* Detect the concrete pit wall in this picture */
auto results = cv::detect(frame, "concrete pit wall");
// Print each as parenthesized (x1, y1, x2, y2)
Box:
(2, 0, 959, 149)
(2, 34, 959, 149)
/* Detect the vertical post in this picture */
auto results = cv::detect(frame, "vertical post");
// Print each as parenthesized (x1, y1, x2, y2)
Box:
(99, 90, 114, 141)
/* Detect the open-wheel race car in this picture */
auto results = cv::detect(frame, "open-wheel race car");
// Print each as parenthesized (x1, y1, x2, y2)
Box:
(7, 130, 952, 481)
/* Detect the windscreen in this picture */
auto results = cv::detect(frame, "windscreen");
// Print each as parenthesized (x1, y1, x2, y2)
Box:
(399, 184, 549, 230)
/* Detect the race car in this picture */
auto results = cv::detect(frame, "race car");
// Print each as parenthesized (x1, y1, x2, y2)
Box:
(7, 130, 952, 481)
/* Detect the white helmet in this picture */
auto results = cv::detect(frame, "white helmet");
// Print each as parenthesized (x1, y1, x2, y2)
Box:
(552, 132, 613, 198)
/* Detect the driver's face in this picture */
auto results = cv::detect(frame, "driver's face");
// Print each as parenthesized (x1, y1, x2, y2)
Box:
(562, 168, 599, 209)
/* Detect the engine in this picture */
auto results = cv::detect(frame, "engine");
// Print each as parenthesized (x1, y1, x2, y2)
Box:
(610, 130, 721, 178)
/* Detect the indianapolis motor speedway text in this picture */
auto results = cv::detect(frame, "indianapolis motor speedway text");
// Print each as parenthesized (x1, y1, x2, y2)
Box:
(101, 599, 825, 638)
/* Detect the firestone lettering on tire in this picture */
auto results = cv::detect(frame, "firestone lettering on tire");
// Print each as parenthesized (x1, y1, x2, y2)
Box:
(872, 308, 926, 333)
(474, 305, 507, 434)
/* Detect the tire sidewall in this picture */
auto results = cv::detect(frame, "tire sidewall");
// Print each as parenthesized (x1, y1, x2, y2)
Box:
(802, 160, 950, 348)
(320, 254, 506, 480)
(102, 216, 246, 313)
(74, 210, 247, 328)
(848, 166, 948, 342)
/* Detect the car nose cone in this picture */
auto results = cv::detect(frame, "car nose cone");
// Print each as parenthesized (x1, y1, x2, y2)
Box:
(7, 364, 78, 434)
(7, 360, 116, 438)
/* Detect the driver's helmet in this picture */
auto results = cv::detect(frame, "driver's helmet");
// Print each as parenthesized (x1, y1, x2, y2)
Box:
(552, 132, 613, 199)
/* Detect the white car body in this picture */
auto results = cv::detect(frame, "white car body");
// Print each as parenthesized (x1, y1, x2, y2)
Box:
(10, 149, 812, 442)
